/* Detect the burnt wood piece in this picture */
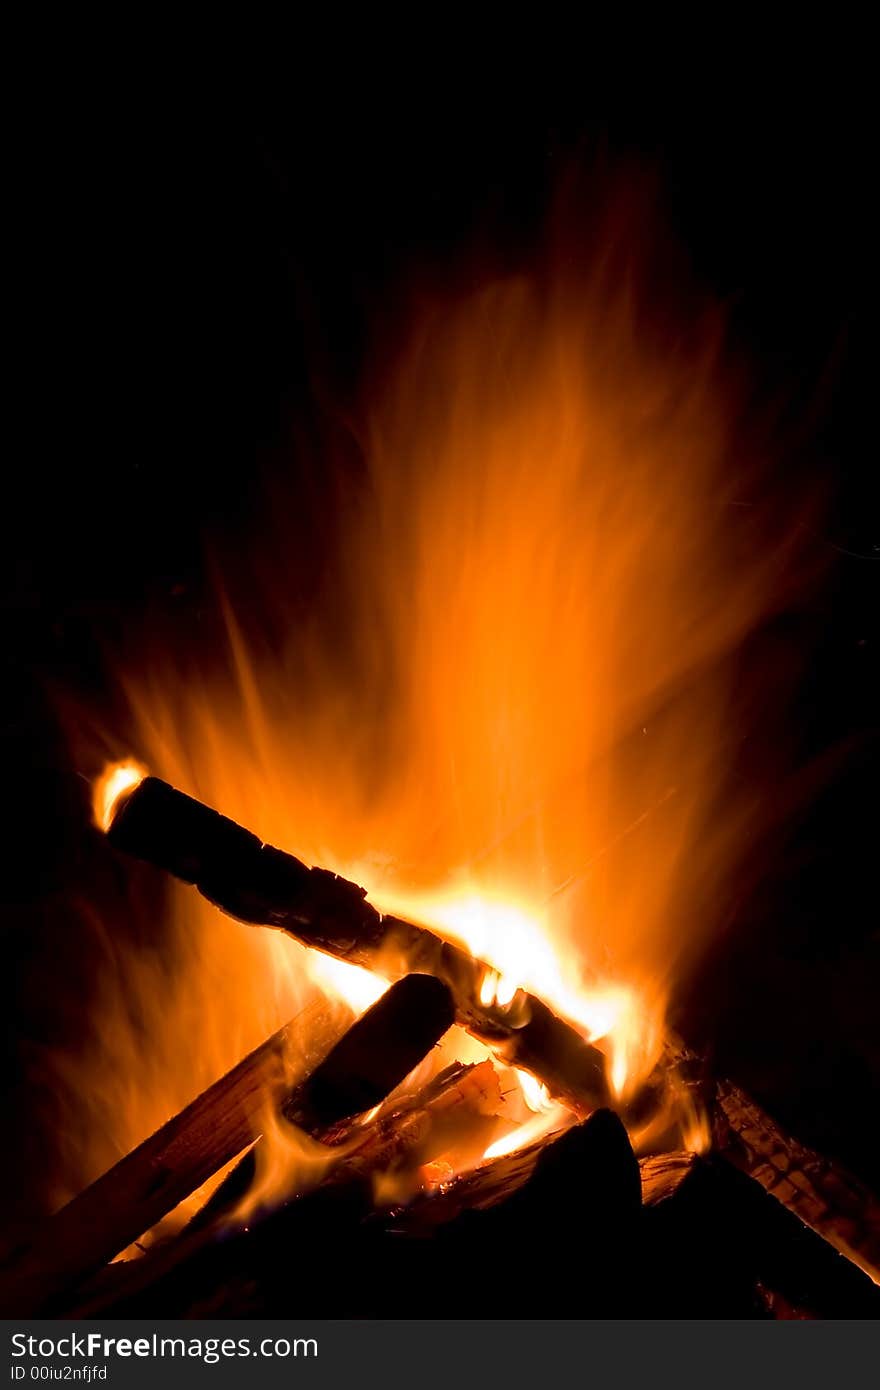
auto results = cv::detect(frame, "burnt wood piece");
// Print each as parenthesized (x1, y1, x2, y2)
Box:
(189, 1056, 503, 1232)
(639, 1150, 880, 1318)
(713, 1078, 880, 1284)
(0, 975, 453, 1317)
(63, 1060, 508, 1317)
(52, 1128, 880, 1320)
(188, 973, 456, 1230)
(0, 999, 346, 1318)
(396, 1105, 641, 1231)
(107, 776, 609, 1115)
(399, 1109, 642, 1318)
(64, 1106, 637, 1318)
(285, 973, 454, 1132)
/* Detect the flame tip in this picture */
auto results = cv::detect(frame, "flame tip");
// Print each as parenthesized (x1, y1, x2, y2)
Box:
(93, 758, 148, 832)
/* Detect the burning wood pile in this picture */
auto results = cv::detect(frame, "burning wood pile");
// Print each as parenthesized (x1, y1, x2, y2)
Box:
(3, 206, 877, 1319)
(1, 769, 877, 1320)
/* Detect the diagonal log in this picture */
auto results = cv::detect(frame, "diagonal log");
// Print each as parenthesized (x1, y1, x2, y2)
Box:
(0, 974, 454, 1316)
(713, 1079, 880, 1286)
(106, 775, 610, 1115)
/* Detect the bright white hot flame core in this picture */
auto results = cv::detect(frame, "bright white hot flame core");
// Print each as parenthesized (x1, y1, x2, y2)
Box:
(93, 759, 147, 832)
(374, 886, 651, 1098)
(483, 1102, 570, 1160)
(308, 954, 390, 1015)
(515, 1068, 553, 1114)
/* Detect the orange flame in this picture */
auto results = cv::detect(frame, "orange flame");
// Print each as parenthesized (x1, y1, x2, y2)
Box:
(92, 759, 147, 832)
(484, 1103, 570, 1160)
(58, 179, 818, 1223)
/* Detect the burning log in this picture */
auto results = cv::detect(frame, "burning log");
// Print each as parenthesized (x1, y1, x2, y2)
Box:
(63, 1058, 510, 1317)
(713, 1079, 880, 1286)
(397, 1105, 640, 1235)
(283, 973, 454, 1131)
(105, 774, 610, 1115)
(331, 1057, 505, 1178)
(74, 1106, 640, 1318)
(413, 1109, 642, 1316)
(318, 1110, 639, 1321)
(186, 972, 460, 1230)
(0, 974, 454, 1316)
(191, 1056, 503, 1231)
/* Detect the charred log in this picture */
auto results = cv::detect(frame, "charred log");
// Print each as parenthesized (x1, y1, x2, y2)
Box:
(62, 1105, 637, 1318)
(390, 1106, 639, 1233)
(639, 1149, 880, 1318)
(63, 1059, 507, 1317)
(106, 776, 610, 1116)
(285, 973, 454, 1131)
(713, 1078, 880, 1285)
(188, 973, 458, 1230)
(0, 974, 453, 1316)
(407, 1109, 642, 1316)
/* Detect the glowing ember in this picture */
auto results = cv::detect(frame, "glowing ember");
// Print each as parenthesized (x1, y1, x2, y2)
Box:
(93, 760, 147, 832)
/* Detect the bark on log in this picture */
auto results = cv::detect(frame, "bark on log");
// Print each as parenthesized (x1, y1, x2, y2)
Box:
(107, 776, 610, 1115)
(638, 1149, 880, 1317)
(713, 1078, 880, 1286)
(108, 1109, 638, 1318)
(0, 975, 453, 1316)
(188, 974, 458, 1230)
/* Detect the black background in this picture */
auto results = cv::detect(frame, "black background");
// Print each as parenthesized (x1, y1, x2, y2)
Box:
(3, 77, 877, 1228)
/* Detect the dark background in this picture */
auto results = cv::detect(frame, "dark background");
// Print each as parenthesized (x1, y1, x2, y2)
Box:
(3, 84, 877, 1223)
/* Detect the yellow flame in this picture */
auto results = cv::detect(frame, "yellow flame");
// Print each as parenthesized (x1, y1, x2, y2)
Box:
(483, 1103, 571, 1160)
(93, 759, 147, 831)
(515, 1068, 554, 1114)
(307, 955, 389, 1015)
(373, 886, 656, 1099)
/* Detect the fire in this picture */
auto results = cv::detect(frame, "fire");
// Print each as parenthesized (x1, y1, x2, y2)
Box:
(93, 759, 146, 832)
(483, 1105, 570, 1161)
(515, 1069, 553, 1114)
(478, 969, 517, 1009)
(372, 884, 660, 1103)
(306, 956, 390, 1016)
(58, 179, 816, 1220)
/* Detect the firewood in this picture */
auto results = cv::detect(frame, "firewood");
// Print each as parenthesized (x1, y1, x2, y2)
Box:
(332, 1058, 505, 1186)
(713, 1078, 880, 1285)
(190, 1055, 502, 1230)
(63, 1058, 508, 1317)
(0, 974, 454, 1316)
(108, 1109, 639, 1318)
(396, 1105, 640, 1234)
(58, 1118, 880, 1320)
(106, 775, 610, 1115)
(638, 1149, 880, 1317)
(188, 973, 458, 1229)
(284, 973, 454, 1131)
